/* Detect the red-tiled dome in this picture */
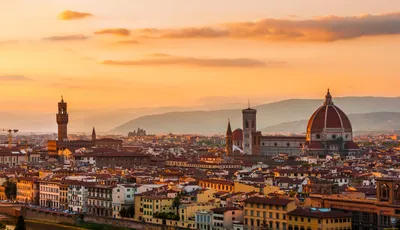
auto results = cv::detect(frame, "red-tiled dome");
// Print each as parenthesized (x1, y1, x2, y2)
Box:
(232, 128, 243, 141)
(307, 90, 352, 134)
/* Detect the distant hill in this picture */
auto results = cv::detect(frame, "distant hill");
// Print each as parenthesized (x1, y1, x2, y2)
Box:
(112, 97, 400, 134)
(261, 112, 400, 133)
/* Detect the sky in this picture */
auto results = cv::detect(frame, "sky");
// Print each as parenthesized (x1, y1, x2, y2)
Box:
(1, 0, 400, 113)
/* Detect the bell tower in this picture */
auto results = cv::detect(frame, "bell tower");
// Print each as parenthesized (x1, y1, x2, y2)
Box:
(242, 102, 257, 155)
(56, 96, 68, 141)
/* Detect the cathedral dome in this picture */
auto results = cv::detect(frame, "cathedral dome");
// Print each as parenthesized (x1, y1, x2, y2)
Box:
(232, 128, 243, 142)
(306, 90, 352, 141)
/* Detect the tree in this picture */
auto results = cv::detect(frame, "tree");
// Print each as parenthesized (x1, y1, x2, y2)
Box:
(127, 205, 135, 218)
(119, 208, 127, 218)
(172, 195, 181, 215)
(15, 215, 26, 230)
(4, 182, 16, 200)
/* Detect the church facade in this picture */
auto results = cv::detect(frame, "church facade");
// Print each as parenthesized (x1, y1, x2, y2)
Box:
(226, 106, 306, 157)
(226, 89, 359, 157)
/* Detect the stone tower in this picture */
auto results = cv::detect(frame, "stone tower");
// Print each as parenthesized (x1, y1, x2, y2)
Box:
(242, 104, 257, 155)
(226, 120, 233, 156)
(56, 96, 68, 141)
(92, 127, 97, 143)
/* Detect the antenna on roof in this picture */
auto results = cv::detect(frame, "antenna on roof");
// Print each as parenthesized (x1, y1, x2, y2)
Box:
(248, 99, 250, 109)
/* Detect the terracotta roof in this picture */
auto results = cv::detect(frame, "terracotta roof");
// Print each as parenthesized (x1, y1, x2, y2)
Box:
(232, 129, 243, 141)
(211, 207, 241, 213)
(200, 179, 234, 185)
(306, 141, 324, 149)
(307, 92, 352, 134)
(288, 208, 352, 219)
(244, 197, 293, 206)
(345, 141, 359, 150)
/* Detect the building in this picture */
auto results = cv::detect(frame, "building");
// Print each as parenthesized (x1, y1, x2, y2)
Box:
(0, 148, 28, 167)
(67, 181, 94, 213)
(16, 177, 39, 205)
(243, 197, 296, 230)
(309, 177, 400, 229)
(112, 184, 137, 218)
(87, 185, 114, 217)
(304, 89, 359, 157)
(39, 181, 61, 208)
(179, 203, 216, 227)
(128, 128, 147, 137)
(95, 152, 151, 168)
(211, 207, 243, 230)
(195, 210, 213, 230)
(287, 208, 352, 230)
(59, 183, 69, 210)
(139, 195, 174, 222)
(48, 97, 123, 156)
(226, 120, 233, 156)
(252, 135, 306, 156)
(199, 179, 234, 192)
(227, 105, 306, 156)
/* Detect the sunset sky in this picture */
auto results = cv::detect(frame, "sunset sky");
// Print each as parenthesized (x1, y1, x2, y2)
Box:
(1, 0, 400, 113)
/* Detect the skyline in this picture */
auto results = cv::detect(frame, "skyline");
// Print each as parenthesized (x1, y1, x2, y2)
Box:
(1, 0, 400, 112)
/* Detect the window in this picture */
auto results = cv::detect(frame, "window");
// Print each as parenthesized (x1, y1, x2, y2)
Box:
(316, 134, 321, 139)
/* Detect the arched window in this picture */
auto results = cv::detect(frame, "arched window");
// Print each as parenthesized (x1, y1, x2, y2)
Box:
(395, 184, 400, 200)
(381, 184, 389, 200)
(245, 120, 249, 128)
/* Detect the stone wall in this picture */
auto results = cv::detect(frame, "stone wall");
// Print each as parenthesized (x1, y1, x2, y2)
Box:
(22, 207, 77, 225)
(0, 204, 22, 217)
(84, 216, 163, 230)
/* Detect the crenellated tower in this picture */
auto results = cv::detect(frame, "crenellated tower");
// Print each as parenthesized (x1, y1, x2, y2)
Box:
(56, 96, 68, 141)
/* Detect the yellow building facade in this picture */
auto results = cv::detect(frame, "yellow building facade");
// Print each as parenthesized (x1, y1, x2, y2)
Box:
(287, 208, 352, 230)
(244, 197, 296, 230)
(16, 177, 39, 204)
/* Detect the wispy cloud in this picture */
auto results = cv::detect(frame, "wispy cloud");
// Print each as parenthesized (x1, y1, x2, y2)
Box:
(94, 28, 130, 36)
(58, 10, 93, 20)
(43, 35, 89, 41)
(133, 12, 400, 42)
(0, 75, 33, 81)
(101, 54, 276, 68)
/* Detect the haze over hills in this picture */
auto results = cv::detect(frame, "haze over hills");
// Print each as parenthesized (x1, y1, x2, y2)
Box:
(112, 97, 400, 134)
(261, 112, 400, 134)
(2, 96, 400, 134)
(0, 102, 250, 134)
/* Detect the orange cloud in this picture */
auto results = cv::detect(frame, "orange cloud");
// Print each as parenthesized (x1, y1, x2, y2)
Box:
(133, 12, 400, 42)
(94, 28, 130, 36)
(101, 54, 273, 68)
(43, 35, 88, 41)
(58, 10, 93, 20)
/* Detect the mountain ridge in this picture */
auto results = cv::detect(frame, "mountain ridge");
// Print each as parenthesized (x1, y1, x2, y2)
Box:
(112, 96, 400, 134)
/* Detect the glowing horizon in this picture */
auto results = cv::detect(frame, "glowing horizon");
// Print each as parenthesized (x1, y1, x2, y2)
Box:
(1, 0, 400, 112)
